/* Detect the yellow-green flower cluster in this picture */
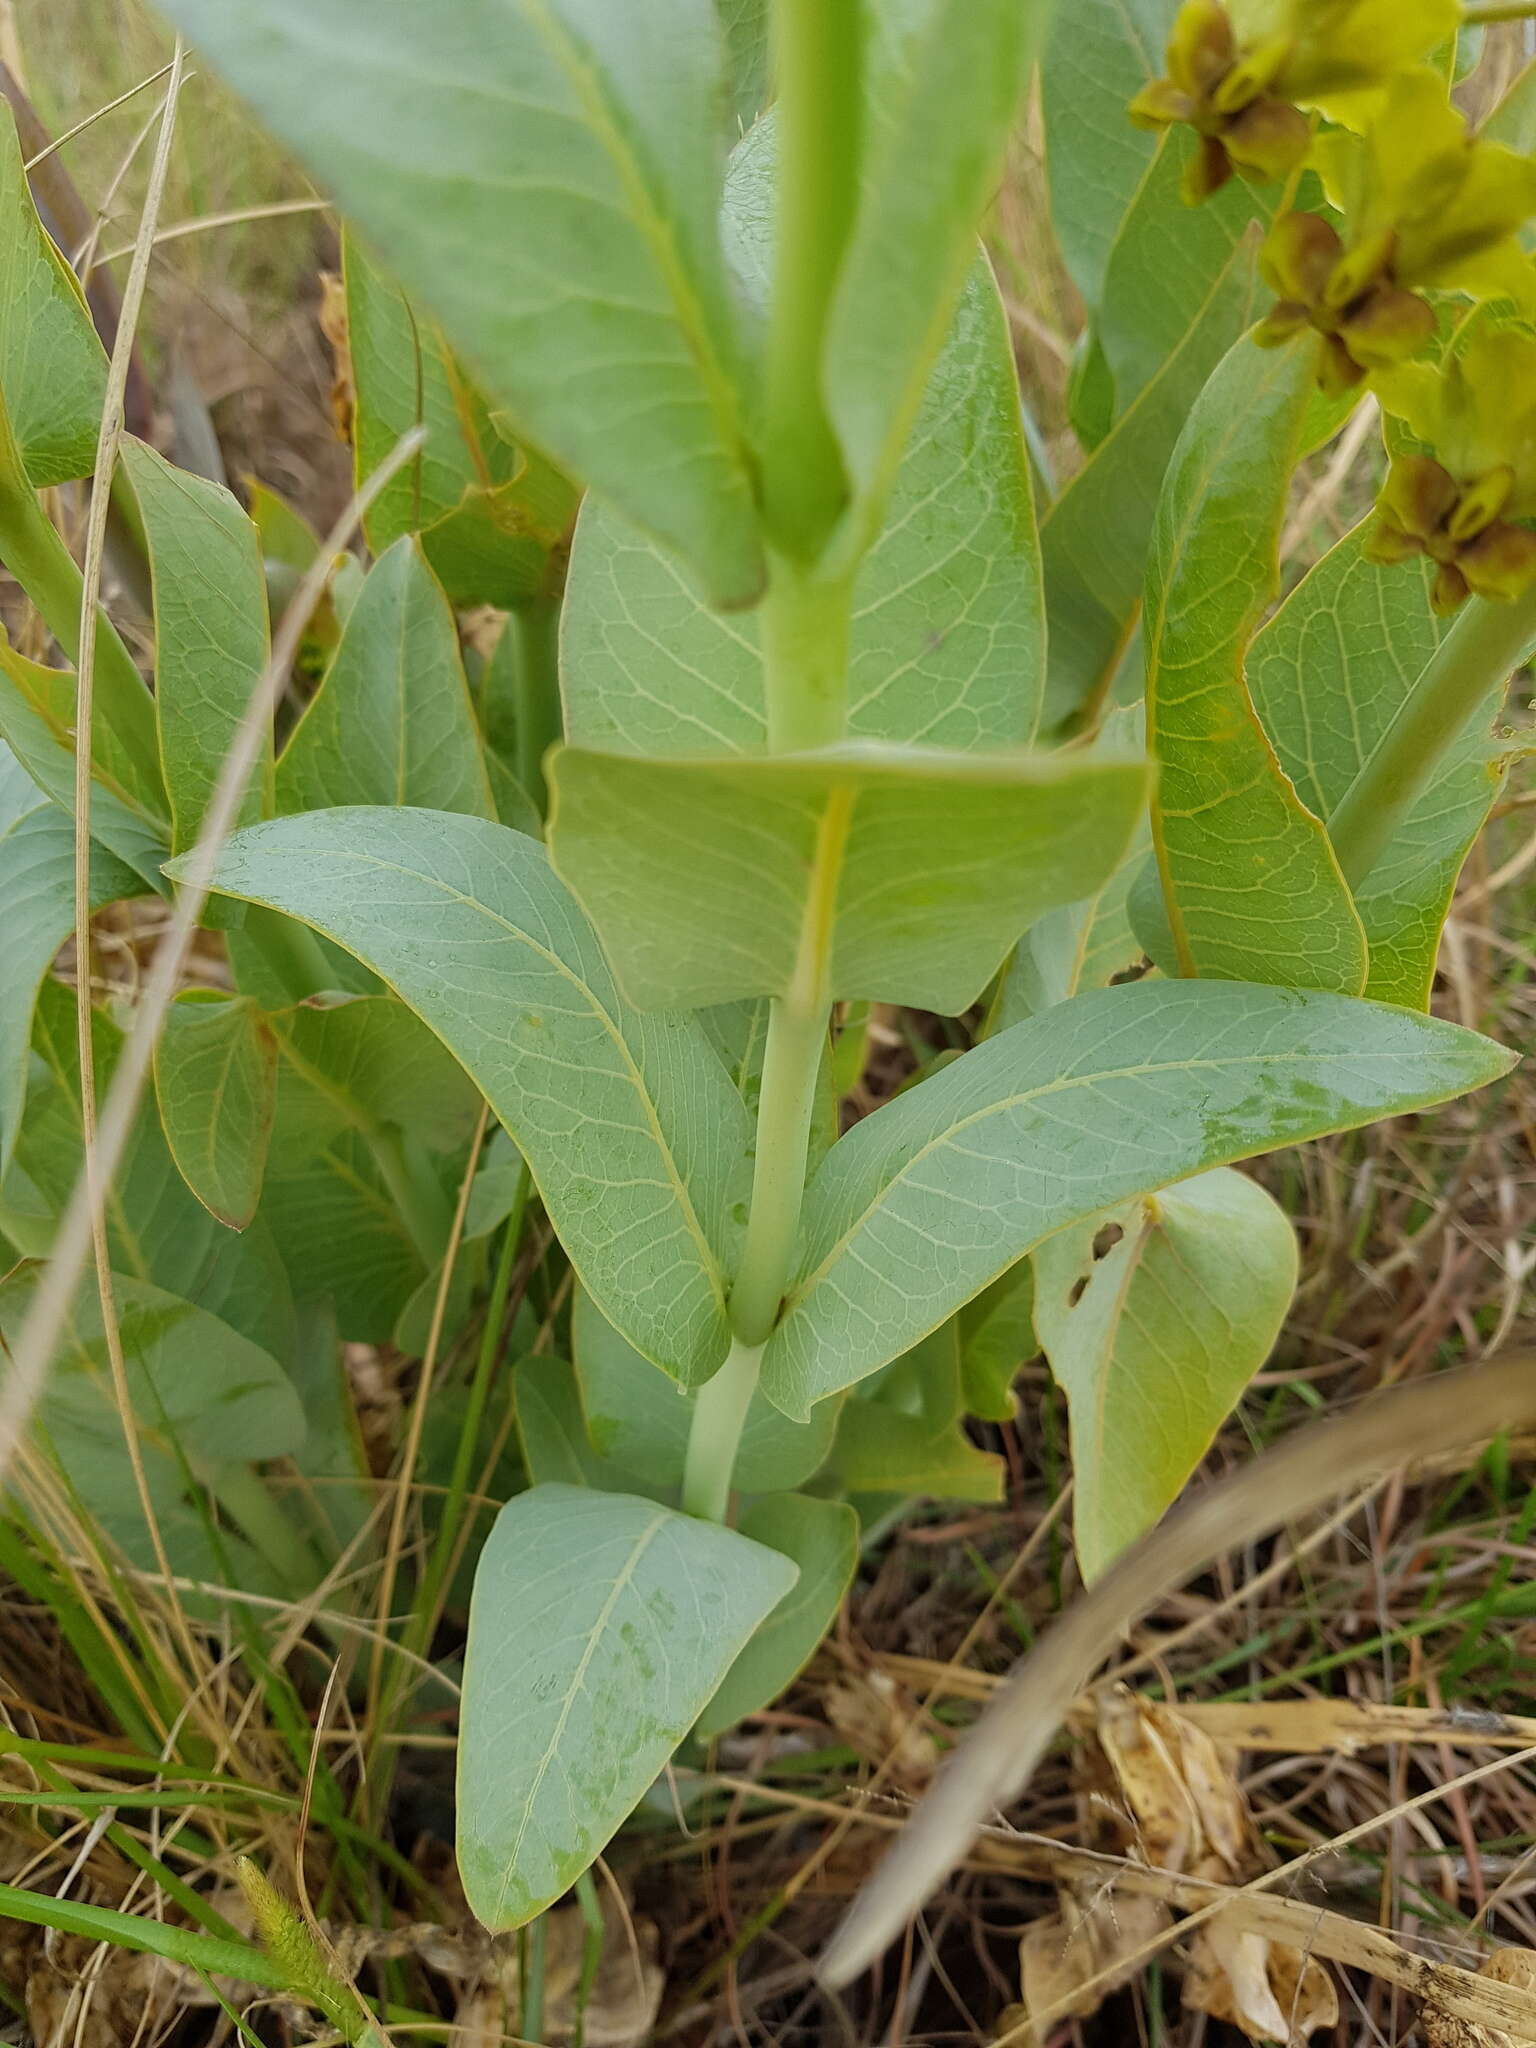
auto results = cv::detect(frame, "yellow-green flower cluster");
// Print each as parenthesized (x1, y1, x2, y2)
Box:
(1126, 0, 1536, 611)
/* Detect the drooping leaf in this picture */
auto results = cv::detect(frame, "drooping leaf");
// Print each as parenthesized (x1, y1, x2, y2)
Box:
(1033, 1167, 1297, 1580)
(13, 983, 296, 1363)
(697, 1493, 859, 1737)
(822, 0, 1044, 528)
(0, 101, 107, 485)
(761, 979, 1511, 1418)
(341, 231, 576, 609)
(572, 1288, 839, 1496)
(548, 741, 1149, 1012)
(0, 781, 141, 1173)
(458, 1483, 797, 1926)
(826, 1402, 1004, 1502)
(1144, 335, 1368, 992)
(153, 992, 277, 1230)
(121, 437, 272, 854)
(276, 537, 494, 819)
(172, 808, 751, 1383)
(1246, 526, 1511, 1009)
(1039, 236, 1265, 730)
(563, 129, 1044, 754)
(158, 0, 764, 606)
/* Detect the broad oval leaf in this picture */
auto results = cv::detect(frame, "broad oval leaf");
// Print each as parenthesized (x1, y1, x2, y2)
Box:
(1145, 336, 1368, 992)
(153, 992, 277, 1230)
(573, 1287, 839, 1496)
(172, 808, 750, 1382)
(761, 979, 1511, 1418)
(1034, 1167, 1297, 1581)
(122, 438, 272, 855)
(276, 536, 494, 819)
(1246, 526, 1510, 1010)
(458, 1483, 797, 1927)
(696, 1493, 859, 1739)
(563, 126, 1045, 755)
(159, 0, 763, 606)
(547, 741, 1149, 1013)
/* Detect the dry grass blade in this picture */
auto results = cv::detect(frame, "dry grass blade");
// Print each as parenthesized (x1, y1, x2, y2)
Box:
(821, 1350, 1536, 1986)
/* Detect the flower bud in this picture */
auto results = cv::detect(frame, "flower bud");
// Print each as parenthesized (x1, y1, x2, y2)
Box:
(1340, 285, 1436, 369)
(1379, 455, 1458, 542)
(1363, 514, 1423, 566)
(1260, 211, 1343, 304)
(1318, 332, 1368, 397)
(1458, 520, 1536, 602)
(1222, 95, 1312, 181)
(1211, 34, 1295, 114)
(1447, 465, 1516, 542)
(1254, 302, 1312, 347)
(1167, 0, 1237, 98)
(1431, 561, 1471, 614)
(1323, 228, 1397, 311)
(1183, 133, 1235, 204)
(1127, 77, 1195, 130)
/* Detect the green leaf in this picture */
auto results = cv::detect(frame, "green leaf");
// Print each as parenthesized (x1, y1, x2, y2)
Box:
(514, 1353, 653, 1494)
(761, 979, 1511, 1418)
(121, 438, 272, 855)
(268, 992, 481, 1159)
(173, 809, 751, 1383)
(1246, 525, 1507, 1009)
(564, 140, 1045, 754)
(1145, 336, 1368, 992)
(826, 1403, 1003, 1502)
(1039, 234, 1265, 729)
(715, 0, 770, 132)
(458, 1482, 797, 1926)
(1034, 1167, 1296, 1580)
(957, 1262, 1034, 1422)
(152, 992, 277, 1230)
(276, 537, 494, 819)
(159, 0, 764, 607)
(259, 1133, 424, 1344)
(822, 0, 1042, 526)
(341, 232, 576, 610)
(573, 1288, 839, 1495)
(548, 742, 1149, 1013)
(1038, 0, 1164, 311)
(0, 102, 107, 485)
(0, 782, 141, 1173)
(697, 1494, 858, 1738)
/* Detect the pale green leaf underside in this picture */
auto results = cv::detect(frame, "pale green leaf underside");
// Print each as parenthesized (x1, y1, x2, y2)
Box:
(1247, 526, 1509, 1009)
(122, 438, 271, 857)
(174, 808, 750, 1383)
(1145, 335, 1368, 992)
(158, 0, 763, 605)
(828, 1401, 1005, 1501)
(153, 992, 276, 1230)
(1034, 1166, 1297, 1581)
(548, 741, 1150, 1013)
(762, 979, 1510, 1418)
(697, 1493, 858, 1738)
(457, 1483, 796, 1927)
(276, 536, 494, 820)
(0, 105, 107, 486)
(563, 254, 1044, 753)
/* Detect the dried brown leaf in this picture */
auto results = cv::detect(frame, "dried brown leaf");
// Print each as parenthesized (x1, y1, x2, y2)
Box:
(1424, 1948, 1536, 2048)
(1011, 1881, 1172, 2045)
(1185, 1914, 1339, 2043)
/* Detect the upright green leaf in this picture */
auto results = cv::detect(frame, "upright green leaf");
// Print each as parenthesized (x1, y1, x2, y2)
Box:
(573, 1288, 839, 1496)
(697, 1494, 859, 1738)
(458, 1484, 796, 1926)
(0, 781, 140, 1173)
(0, 103, 107, 486)
(1033, 1168, 1297, 1580)
(275, 538, 494, 819)
(548, 742, 1149, 1012)
(1246, 527, 1510, 1009)
(173, 809, 751, 1383)
(342, 233, 576, 610)
(762, 980, 1511, 1417)
(563, 134, 1044, 754)
(822, 0, 1041, 526)
(153, 992, 277, 1230)
(514, 1354, 661, 1495)
(159, 0, 763, 605)
(1145, 336, 1368, 992)
(122, 438, 272, 855)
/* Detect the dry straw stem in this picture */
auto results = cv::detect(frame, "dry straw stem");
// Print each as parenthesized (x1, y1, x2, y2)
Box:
(822, 1349, 1536, 1986)
(0, 422, 427, 1489)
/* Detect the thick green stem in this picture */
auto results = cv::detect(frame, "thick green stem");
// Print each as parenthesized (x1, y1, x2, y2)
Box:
(760, 551, 855, 750)
(1329, 589, 1536, 891)
(681, 1336, 766, 1522)
(509, 593, 562, 816)
(726, 998, 831, 1346)
(762, 0, 862, 557)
